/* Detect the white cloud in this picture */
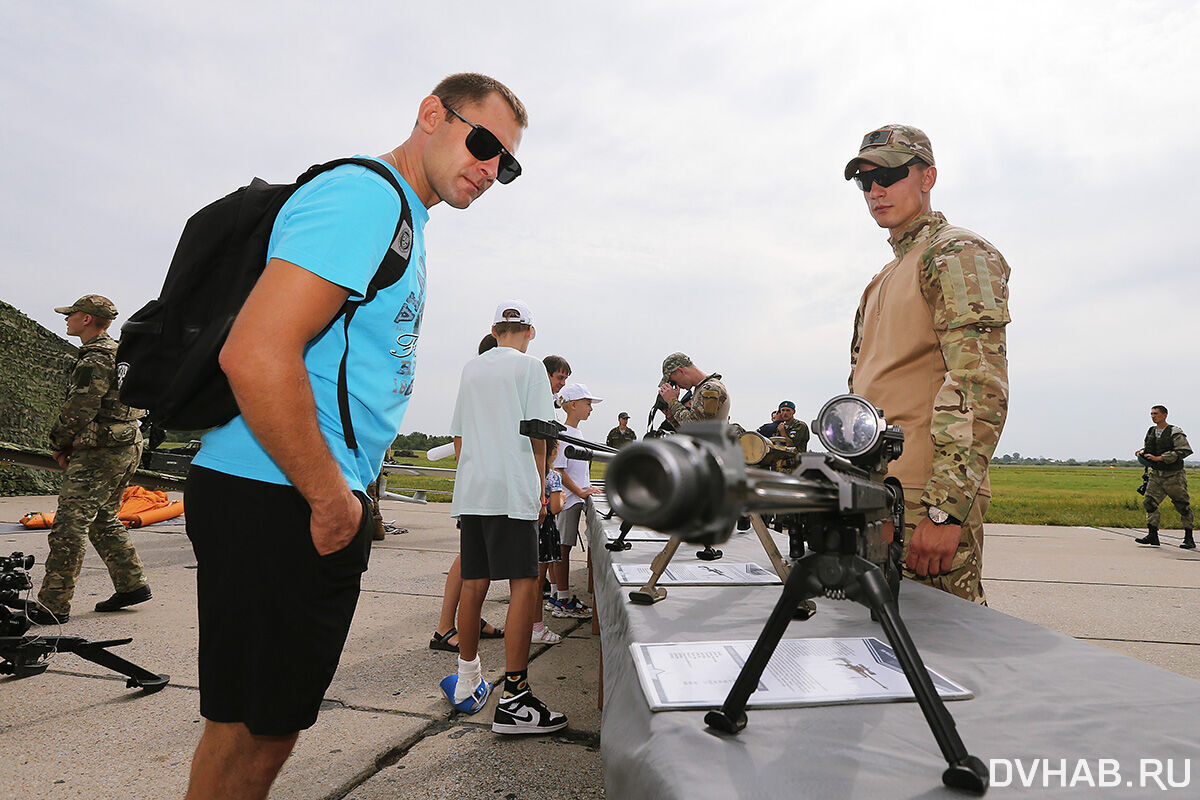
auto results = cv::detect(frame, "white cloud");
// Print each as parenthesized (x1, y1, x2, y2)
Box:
(2, 0, 1197, 461)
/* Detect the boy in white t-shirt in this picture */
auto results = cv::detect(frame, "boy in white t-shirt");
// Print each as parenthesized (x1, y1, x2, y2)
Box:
(549, 383, 603, 619)
(443, 300, 566, 734)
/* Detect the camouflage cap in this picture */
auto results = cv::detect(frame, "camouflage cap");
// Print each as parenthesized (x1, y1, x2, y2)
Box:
(661, 352, 693, 380)
(618, 411, 630, 419)
(54, 294, 118, 319)
(844, 124, 935, 180)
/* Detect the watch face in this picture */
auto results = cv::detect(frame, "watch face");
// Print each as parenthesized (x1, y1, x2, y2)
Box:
(928, 507, 949, 524)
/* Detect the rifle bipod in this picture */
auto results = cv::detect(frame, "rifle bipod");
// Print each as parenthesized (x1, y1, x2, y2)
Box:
(701, 550, 988, 795)
(605, 519, 634, 551)
(0, 634, 170, 694)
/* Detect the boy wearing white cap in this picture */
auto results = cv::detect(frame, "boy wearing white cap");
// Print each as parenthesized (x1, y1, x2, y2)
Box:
(444, 300, 567, 734)
(549, 383, 603, 619)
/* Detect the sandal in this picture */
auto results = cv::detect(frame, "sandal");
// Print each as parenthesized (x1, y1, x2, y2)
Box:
(429, 627, 459, 653)
(480, 619, 505, 639)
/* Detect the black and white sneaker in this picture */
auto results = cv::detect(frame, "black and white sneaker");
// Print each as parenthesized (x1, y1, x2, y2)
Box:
(492, 689, 567, 735)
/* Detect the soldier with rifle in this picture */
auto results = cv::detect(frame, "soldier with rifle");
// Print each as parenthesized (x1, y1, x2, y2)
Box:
(1135, 405, 1194, 548)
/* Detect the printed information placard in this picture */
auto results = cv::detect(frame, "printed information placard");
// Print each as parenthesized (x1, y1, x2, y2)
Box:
(604, 526, 672, 543)
(612, 561, 781, 586)
(630, 637, 972, 711)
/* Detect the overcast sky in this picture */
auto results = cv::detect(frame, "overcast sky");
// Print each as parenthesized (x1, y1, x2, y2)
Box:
(3, 1, 1198, 461)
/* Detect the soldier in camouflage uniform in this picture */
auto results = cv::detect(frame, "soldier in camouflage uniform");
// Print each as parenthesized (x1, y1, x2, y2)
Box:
(1134, 405, 1194, 548)
(31, 295, 151, 624)
(658, 352, 731, 424)
(845, 125, 1011, 605)
(606, 412, 637, 448)
(773, 401, 810, 451)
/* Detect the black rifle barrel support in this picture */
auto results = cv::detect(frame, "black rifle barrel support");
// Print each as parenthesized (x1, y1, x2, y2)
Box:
(702, 552, 988, 795)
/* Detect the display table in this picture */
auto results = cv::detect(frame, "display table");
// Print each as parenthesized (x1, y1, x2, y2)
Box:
(587, 504, 1200, 798)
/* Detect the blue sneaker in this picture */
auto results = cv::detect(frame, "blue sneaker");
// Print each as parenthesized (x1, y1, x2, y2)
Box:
(553, 596, 591, 619)
(439, 674, 493, 714)
(544, 596, 562, 613)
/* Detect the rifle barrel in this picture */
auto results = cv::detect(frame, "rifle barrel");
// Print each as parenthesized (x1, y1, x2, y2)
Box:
(744, 467, 839, 513)
(607, 436, 841, 541)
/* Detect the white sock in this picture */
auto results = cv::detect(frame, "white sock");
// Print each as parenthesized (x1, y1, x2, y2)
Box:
(454, 656, 482, 703)
(557, 589, 570, 601)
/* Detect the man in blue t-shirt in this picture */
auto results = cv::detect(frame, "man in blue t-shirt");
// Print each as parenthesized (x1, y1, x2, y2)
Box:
(184, 73, 527, 800)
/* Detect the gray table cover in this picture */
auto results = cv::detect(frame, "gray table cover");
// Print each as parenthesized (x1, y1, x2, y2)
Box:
(587, 504, 1200, 799)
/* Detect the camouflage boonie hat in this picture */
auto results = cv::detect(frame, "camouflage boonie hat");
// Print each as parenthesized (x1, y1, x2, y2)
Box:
(844, 124, 935, 180)
(54, 294, 118, 320)
(661, 352, 693, 381)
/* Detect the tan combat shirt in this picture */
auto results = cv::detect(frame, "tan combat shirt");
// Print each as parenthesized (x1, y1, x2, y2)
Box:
(849, 212, 1010, 521)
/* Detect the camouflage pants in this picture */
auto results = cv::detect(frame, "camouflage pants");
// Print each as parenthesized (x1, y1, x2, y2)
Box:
(38, 442, 148, 614)
(1144, 469, 1193, 529)
(900, 494, 989, 605)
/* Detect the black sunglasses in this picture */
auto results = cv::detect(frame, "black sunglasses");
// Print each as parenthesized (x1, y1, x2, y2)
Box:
(444, 105, 521, 185)
(852, 157, 924, 191)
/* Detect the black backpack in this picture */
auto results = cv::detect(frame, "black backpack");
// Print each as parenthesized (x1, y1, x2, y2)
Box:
(117, 157, 413, 449)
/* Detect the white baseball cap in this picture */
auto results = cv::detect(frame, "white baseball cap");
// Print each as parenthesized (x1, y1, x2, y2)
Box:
(558, 383, 604, 404)
(493, 299, 535, 338)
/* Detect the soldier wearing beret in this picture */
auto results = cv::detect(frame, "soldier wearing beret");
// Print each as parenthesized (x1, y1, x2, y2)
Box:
(658, 352, 730, 424)
(29, 295, 151, 624)
(845, 125, 1011, 604)
(1134, 405, 1194, 549)
(773, 401, 809, 451)
(606, 412, 637, 449)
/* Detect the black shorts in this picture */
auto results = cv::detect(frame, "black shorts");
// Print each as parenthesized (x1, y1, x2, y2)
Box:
(185, 466, 373, 736)
(459, 514, 538, 580)
(538, 514, 562, 563)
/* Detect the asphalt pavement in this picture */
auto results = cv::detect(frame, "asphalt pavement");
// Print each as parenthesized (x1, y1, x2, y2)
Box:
(1, 495, 1196, 799)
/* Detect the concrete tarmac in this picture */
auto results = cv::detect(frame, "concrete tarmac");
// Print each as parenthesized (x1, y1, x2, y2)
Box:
(1, 496, 1196, 799)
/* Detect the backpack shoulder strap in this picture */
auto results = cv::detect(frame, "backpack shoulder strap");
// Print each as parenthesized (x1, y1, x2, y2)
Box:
(299, 157, 415, 451)
(295, 157, 414, 300)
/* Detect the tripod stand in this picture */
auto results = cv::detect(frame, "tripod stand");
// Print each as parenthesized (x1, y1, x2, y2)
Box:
(1, 632, 170, 692)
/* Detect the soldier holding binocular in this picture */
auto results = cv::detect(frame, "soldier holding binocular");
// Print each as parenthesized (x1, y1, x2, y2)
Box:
(657, 352, 730, 424)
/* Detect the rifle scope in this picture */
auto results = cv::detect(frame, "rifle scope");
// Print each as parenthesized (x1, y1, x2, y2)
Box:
(606, 395, 902, 548)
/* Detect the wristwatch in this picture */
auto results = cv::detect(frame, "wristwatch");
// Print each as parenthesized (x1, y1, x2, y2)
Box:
(926, 506, 961, 526)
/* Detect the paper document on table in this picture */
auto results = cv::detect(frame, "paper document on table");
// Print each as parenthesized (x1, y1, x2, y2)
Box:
(612, 561, 781, 585)
(604, 526, 672, 542)
(630, 637, 972, 711)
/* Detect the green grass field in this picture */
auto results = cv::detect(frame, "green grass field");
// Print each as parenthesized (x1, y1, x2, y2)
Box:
(383, 455, 609, 502)
(985, 465, 1197, 528)
(384, 455, 457, 500)
(385, 457, 1196, 530)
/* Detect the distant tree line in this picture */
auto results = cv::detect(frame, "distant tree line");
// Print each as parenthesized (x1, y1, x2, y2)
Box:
(994, 453, 1198, 467)
(151, 428, 452, 452)
(390, 431, 452, 456)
